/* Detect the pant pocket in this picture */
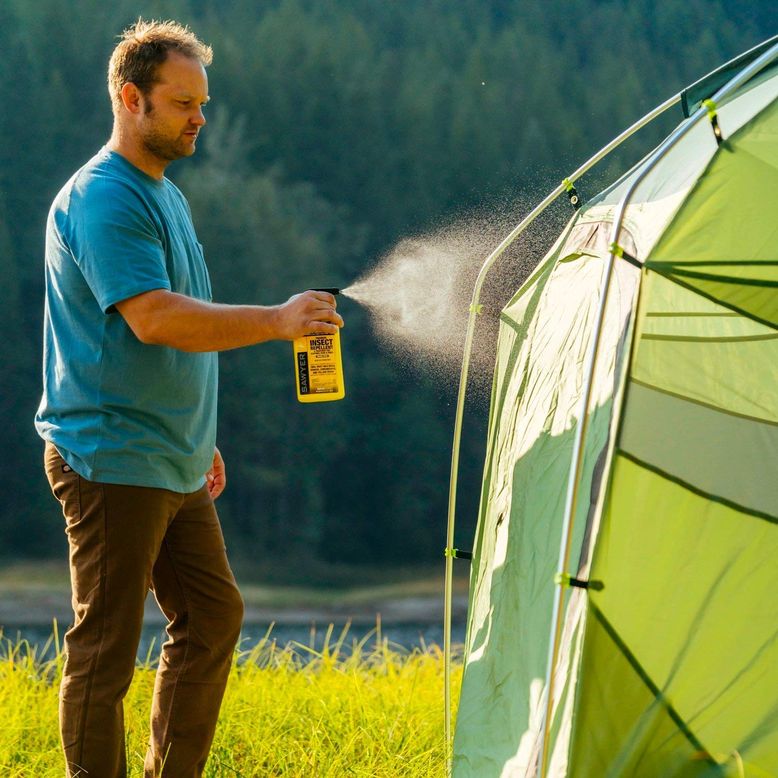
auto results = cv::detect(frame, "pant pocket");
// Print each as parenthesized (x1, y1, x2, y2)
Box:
(44, 443, 80, 508)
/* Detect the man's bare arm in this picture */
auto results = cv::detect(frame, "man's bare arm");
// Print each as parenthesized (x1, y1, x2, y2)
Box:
(115, 288, 343, 352)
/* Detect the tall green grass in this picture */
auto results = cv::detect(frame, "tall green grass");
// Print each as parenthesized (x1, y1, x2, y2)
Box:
(0, 624, 462, 776)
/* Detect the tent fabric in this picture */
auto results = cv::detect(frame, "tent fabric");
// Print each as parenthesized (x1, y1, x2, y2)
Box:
(647, 96, 778, 327)
(454, 44, 777, 778)
(592, 66, 778, 254)
(453, 220, 639, 776)
(568, 269, 778, 775)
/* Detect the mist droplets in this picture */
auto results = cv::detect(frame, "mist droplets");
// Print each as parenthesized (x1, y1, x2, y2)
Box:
(341, 199, 562, 389)
(343, 229, 477, 373)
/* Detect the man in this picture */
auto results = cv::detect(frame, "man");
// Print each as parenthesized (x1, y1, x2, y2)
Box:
(34, 18, 343, 778)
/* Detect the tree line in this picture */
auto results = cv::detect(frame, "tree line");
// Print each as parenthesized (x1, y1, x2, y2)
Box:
(0, 0, 771, 576)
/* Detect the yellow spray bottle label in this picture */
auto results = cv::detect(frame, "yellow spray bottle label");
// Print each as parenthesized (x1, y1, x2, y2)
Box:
(293, 329, 345, 402)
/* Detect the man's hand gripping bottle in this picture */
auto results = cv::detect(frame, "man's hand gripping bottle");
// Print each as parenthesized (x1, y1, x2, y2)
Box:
(293, 288, 345, 403)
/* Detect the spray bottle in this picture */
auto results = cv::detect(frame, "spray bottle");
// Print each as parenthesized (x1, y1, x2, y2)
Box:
(293, 288, 345, 403)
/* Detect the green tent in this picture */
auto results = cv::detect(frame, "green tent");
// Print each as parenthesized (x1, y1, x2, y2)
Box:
(445, 37, 778, 777)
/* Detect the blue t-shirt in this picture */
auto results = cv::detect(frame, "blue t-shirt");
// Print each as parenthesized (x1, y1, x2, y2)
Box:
(35, 147, 218, 492)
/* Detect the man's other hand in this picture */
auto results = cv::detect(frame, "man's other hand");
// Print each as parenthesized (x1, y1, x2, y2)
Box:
(274, 290, 344, 340)
(206, 446, 226, 499)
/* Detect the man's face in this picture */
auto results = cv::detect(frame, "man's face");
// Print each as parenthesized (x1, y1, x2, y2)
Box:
(138, 51, 209, 162)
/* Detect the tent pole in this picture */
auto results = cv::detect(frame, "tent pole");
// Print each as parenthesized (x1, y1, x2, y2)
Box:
(442, 92, 682, 773)
(536, 42, 778, 778)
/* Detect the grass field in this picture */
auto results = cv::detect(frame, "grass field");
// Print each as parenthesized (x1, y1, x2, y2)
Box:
(0, 624, 462, 777)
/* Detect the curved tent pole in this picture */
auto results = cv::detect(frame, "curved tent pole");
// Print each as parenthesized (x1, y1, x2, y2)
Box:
(442, 92, 682, 771)
(537, 41, 778, 778)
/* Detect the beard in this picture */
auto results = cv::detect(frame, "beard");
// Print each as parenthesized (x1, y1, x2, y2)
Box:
(139, 99, 196, 162)
(140, 124, 193, 161)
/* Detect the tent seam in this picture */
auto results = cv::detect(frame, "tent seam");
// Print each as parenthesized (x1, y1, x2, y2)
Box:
(649, 268, 778, 288)
(617, 449, 778, 524)
(640, 332, 778, 343)
(629, 378, 778, 427)
(588, 602, 714, 762)
(644, 270, 777, 330)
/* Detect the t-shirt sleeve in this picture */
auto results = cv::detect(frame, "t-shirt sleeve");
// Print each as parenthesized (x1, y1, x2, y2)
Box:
(69, 179, 171, 313)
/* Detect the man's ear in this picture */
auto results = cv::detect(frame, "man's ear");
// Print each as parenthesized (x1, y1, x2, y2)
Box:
(119, 82, 143, 115)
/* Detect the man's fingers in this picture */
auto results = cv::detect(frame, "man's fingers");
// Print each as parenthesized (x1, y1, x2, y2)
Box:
(304, 294, 339, 318)
(280, 290, 344, 340)
(302, 293, 343, 329)
(308, 311, 344, 331)
(306, 290, 337, 306)
(208, 474, 225, 499)
(307, 321, 340, 335)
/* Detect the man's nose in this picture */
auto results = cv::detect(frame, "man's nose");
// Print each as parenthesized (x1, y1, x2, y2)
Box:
(191, 108, 206, 127)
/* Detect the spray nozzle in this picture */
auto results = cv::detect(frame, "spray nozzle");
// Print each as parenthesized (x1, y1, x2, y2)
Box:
(313, 287, 340, 295)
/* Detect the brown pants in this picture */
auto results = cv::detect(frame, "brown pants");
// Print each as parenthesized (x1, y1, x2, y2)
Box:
(44, 443, 244, 778)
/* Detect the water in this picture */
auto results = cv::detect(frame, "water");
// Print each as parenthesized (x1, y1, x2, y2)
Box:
(1, 621, 467, 663)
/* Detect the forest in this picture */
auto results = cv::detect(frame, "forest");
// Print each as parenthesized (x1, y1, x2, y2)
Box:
(0, 0, 773, 577)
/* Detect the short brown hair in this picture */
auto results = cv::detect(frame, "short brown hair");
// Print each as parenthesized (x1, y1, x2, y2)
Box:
(108, 18, 213, 110)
